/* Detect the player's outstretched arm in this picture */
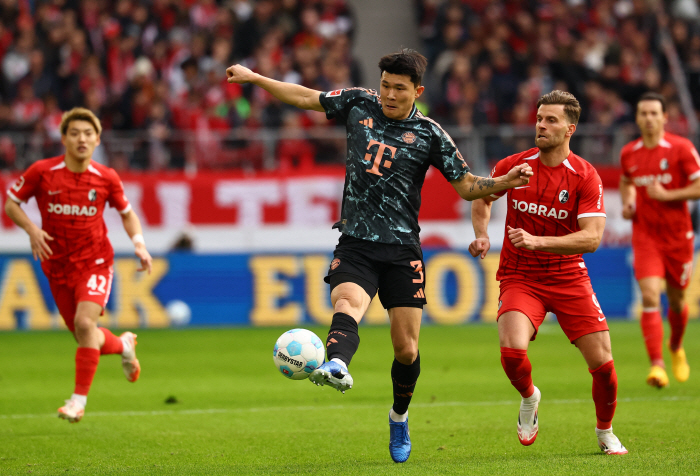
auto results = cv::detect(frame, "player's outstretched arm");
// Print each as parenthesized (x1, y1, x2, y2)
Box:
(508, 216, 605, 255)
(619, 175, 636, 219)
(469, 197, 496, 259)
(120, 210, 152, 274)
(451, 164, 533, 201)
(4, 199, 53, 261)
(226, 64, 325, 112)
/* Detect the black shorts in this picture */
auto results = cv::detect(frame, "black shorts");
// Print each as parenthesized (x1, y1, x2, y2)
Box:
(324, 234, 427, 310)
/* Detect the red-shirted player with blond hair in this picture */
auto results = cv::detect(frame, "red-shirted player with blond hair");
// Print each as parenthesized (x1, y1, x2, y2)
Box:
(619, 92, 700, 389)
(4, 107, 152, 423)
(469, 91, 627, 455)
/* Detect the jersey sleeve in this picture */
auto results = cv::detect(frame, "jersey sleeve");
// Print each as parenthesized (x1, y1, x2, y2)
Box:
(106, 170, 131, 214)
(7, 162, 42, 203)
(619, 147, 632, 179)
(487, 158, 511, 200)
(577, 169, 606, 218)
(319, 87, 378, 125)
(679, 141, 700, 182)
(428, 126, 469, 182)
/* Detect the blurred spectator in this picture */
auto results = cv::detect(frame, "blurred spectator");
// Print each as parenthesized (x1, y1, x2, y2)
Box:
(416, 0, 699, 136)
(3, 0, 698, 172)
(0, 0, 359, 170)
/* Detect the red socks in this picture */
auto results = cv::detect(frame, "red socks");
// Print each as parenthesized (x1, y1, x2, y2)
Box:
(500, 347, 534, 398)
(668, 305, 689, 352)
(640, 309, 663, 365)
(99, 328, 124, 355)
(502, 349, 619, 430)
(589, 360, 618, 430)
(73, 329, 125, 397)
(74, 347, 100, 396)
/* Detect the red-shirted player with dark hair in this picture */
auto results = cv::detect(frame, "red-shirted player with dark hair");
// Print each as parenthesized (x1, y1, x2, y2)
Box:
(4, 107, 153, 423)
(619, 92, 700, 389)
(469, 91, 627, 455)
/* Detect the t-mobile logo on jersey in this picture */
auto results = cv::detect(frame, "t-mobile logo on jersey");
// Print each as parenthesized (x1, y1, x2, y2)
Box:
(512, 199, 569, 219)
(364, 139, 396, 176)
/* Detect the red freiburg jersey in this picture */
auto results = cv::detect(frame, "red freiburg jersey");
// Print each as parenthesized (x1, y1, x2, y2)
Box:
(7, 155, 131, 283)
(620, 132, 700, 248)
(490, 148, 606, 282)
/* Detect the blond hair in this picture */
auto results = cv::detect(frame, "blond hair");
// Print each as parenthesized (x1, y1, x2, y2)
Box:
(60, 107, 102, 136)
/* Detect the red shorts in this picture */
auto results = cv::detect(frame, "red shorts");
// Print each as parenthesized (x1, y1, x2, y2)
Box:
(48, 265, 114, 332)
(632, 237, 695, 289)
(497, 277, 609, 343)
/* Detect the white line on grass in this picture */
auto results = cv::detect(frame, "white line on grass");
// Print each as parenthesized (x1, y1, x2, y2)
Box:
(1, 395, 696, 420)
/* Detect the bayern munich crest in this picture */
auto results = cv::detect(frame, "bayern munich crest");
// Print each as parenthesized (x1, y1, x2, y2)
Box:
(401, 132, 417, 144)
(660, 158, 669, 170)
(88, 189, 97, 201)
(558, 190, 569, 203)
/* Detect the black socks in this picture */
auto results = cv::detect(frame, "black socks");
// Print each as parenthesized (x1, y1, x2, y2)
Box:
(325, 312, 360, 366)
(391, 351, 420, 415)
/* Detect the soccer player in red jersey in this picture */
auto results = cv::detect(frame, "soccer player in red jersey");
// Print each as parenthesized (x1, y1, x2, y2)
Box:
(619, 92, 700, 388)
(469, 91, 627, 454)
(4, 107, 153, 423)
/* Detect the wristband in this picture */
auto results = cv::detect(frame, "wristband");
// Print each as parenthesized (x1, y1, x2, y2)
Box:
(132, 234, 145, 246)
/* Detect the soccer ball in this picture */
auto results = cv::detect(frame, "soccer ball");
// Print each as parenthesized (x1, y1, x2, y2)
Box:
(273, 329, 325, 380)
(166, 300, 192, 327)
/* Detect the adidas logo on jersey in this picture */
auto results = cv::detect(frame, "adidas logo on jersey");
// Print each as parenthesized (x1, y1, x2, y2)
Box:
(359, 118, 373, 128)
(48, 203, 97, 216)
(512, 199, 568, 219)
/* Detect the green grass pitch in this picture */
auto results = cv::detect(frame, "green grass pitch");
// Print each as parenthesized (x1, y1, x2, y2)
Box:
(1, 321, 699, 475)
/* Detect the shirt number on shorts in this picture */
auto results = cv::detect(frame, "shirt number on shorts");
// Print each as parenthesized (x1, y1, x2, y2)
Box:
(87, 274, 107, 294)
(680, 261, 693, 287)
(410, 260, 424, 283)
(591, 294, 604, 315)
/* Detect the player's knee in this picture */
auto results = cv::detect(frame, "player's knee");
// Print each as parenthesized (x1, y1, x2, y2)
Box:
(333, 296, 365, 317)
(640, 291, 660, 308)
(73, 314, 95, 335)
(394, 343, 418, 365)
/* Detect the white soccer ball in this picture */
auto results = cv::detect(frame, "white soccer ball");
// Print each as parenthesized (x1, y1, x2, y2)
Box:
(273, 328, 325, 380)
(166, 300, 192, 327)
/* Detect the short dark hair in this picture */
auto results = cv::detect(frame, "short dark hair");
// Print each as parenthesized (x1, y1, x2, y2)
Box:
(636, 92, 666, 113)
(536, 90, 581, 125)
(378, 48, 428, 87)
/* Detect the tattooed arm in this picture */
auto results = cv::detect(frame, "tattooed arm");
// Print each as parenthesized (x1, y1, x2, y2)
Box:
(450, 165, 533, 201)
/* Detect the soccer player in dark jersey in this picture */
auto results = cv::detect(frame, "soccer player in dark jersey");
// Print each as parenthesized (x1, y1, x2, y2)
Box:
(468, 91, 627, 454)
(620, 92, 700, 388)
(5, 108, 152, 423)
(227, 49, 532, 463)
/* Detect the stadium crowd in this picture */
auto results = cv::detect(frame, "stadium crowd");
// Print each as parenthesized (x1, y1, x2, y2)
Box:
(0, 0, 359, 169)
(417, 0, 700, 132)
(0, 0, 699, 170)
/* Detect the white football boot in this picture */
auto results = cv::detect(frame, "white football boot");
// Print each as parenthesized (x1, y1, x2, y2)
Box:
(120, 332, 141, 382)
(58, 399, 85, 423)
(517, 386, 541, 446)
(596, 427, 628, 455)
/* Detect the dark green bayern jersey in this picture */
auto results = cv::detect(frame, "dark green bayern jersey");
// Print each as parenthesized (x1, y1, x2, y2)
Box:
(319, 87, 470, 245)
